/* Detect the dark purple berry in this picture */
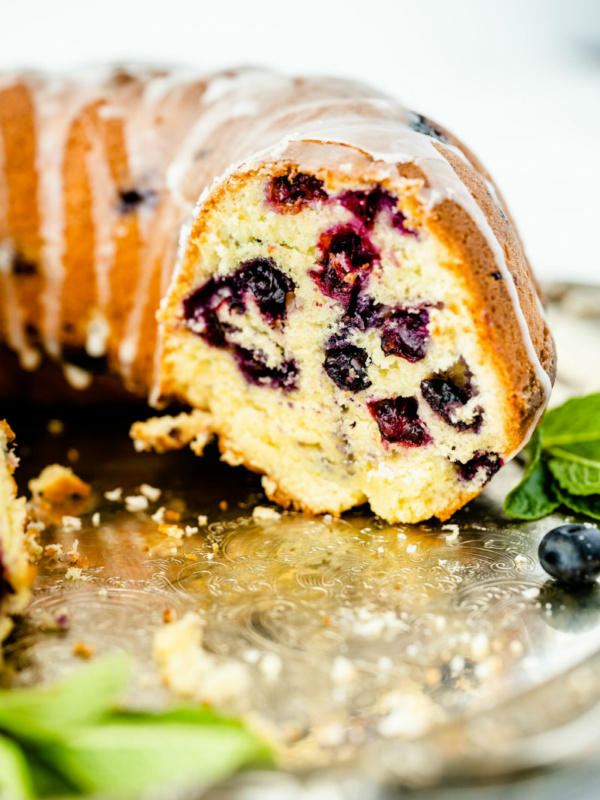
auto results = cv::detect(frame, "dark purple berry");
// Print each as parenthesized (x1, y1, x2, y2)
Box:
(324, 345, 371, 392)
(343, 293, 385, 331)
(368, 396, 431, 447)
(339, 187, 389, 229)
(183, 277, 237, 348)
(456, 451, 502, 483)
(408, 112, 450, 144)
(539, 524, 600, 586)
(339, 187, 416, 236)
(421, 377, 481, 432)
(118, 188, 157, 214)
(11, 253, 38, 276)
(236, 258, 295, 322)
(310, 225, 378, 306)
(381, 308, 430, 362)
(234, 347, 298, 391)
(268, 172, 327, 213)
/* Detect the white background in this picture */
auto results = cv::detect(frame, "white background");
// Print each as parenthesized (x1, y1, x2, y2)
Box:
(1, 0, 599, 284)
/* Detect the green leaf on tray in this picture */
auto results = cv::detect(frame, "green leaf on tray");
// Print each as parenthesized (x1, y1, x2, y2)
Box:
(47, 720, 271, 797)
(0, 652, 130, 744)
(548, 453, 600, 496)
(0, 735, 34, 800)
(504, 430, 560, 519)
(553, 482, 600, 520)
(0, 655, 272, 799)
(503, 394, 600, 521)
(541, 392, 600, 447)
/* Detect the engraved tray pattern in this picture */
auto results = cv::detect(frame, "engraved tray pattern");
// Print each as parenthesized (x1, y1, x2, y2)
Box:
(4, 283, 600, 798)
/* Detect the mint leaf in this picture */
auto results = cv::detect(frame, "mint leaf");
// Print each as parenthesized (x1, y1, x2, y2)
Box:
(0, 652, 130, 744)
(554, 482, 600, 520)
(541, 393, 600, 447)
(504, 430, 559, 519)
(0, 735, 34, 800)
(548, 454, 600, 496)
(549, 440, 600, 462)
(47, 721, 271, 797)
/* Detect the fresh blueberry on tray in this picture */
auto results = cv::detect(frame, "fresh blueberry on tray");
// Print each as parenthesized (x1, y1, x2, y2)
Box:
(538, 524, 600, 586)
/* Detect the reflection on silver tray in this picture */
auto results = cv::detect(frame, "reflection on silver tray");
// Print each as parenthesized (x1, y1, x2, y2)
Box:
(4, 282, 600, 798)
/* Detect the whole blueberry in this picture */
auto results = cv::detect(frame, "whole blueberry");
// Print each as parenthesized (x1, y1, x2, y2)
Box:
(538, 524, 600, 586)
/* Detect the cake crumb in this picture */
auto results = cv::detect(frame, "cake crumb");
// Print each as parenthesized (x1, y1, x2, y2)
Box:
(153, 612, 251, 708)
(29, 464, 91, 506)
(185, 553, 198, 562)
(164, 509, 181, 523)
(151, 506, 166, 524)
(331, 656, 357, 686)
(47, 419, 64, 435)
(91, 512, 101, 527)
(442, 524, 460, 544)
(522, 587, 540, 600)
(163, 607, 177, 624)
(125, 495, 149, 513)
(73, 641, 95, 659)
(66, 539, 80, 563)
(197, 515, 208, 526)
(252, 506, 281, 522)
(97, 587, 108, 597)
(185, 526, 199, 537)
(62, 516, 82, 530)
(45, 543, 64, 559)
(65, 566, 88, 581)
(139, 483, 161, 502)
(406, 543, 417, 554)
(104, 487, 123, 502)
(259, 653, 282, 683)
(159, 524, 184, 540)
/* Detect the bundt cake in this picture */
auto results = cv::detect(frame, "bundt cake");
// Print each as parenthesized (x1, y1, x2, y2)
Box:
(0, 67, 556, 523)
(0, 422, 31, 644)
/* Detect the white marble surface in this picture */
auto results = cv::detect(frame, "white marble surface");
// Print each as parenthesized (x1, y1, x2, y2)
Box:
(0, 0, 598, 284)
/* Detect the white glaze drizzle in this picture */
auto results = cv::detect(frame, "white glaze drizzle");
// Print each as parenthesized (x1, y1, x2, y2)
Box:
(34, 76, 96, 359)
(83, 106, 116, 356)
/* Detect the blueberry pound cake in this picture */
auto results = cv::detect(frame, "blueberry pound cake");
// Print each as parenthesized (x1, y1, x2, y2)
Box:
(0, 422, 31, 644)
(0, 68, 556, 523)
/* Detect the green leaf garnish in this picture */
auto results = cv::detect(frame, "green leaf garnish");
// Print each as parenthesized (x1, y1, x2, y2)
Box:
(504, 393, 600, 521)
(540, 393, 600, 447)
(0, 734, 35, 800)
(553, 481, 600, 520)
(504, 430, 560, 519)
(548, 455, 600, 496)
(0, 655, 272, 798)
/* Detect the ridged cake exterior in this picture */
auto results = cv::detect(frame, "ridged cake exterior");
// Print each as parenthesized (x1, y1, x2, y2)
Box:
(0, 68, 556, 522)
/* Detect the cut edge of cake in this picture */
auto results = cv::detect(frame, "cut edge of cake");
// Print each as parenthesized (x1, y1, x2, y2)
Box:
(0, 421, 32, 645)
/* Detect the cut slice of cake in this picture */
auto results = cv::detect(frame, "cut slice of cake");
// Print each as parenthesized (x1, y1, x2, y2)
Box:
(156, 140, 554, 524)
(0, 422, 32, 644)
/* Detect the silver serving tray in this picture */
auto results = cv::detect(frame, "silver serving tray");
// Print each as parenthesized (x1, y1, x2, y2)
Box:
(4, 282, 600, 799)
